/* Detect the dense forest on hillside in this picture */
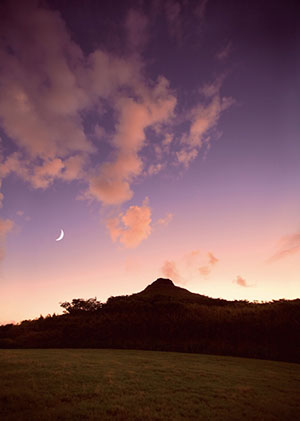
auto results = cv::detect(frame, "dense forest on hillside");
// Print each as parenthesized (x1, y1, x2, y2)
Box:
(1, 279, 299, 362)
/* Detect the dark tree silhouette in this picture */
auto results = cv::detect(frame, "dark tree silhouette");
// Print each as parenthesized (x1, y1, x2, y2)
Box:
(60, 298, 102, 314)
(1, 279, 299, 363)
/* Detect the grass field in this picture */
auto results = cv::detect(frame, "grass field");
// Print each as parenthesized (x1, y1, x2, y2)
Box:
(0, 349, 299, 420)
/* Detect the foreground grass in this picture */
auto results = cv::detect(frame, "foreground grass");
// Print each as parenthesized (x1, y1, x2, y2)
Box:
(0, 349, 299, 420)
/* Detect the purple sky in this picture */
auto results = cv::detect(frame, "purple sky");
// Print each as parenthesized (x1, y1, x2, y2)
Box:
(0, 0, 299, 323)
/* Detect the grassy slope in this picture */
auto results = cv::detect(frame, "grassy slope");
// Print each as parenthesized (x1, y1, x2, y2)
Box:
(0, 349, 299, 420)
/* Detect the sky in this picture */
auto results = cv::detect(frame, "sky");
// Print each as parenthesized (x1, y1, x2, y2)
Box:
(0, 0, 299, 324)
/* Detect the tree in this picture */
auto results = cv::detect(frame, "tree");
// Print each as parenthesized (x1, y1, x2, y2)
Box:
(60, 298, 102, 314)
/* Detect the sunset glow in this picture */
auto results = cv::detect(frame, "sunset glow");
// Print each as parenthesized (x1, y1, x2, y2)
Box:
(0, 0, 299, 324)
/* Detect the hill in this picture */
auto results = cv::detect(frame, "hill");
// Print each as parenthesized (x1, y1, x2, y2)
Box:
(133, 278, 223, 303)
(135, 278, 205, 299)
(109, 278, 232, 306)
(0, 278, 300, 363)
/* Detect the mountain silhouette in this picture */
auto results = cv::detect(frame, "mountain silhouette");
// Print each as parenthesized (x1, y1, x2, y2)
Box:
(131, 278, 226, 305)
(136, 278, 191, 297)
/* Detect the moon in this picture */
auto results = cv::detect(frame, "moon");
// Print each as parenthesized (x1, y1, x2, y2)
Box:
(56, 229, 64, 242)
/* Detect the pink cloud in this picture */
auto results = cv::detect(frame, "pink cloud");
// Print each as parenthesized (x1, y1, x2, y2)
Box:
(60, 155, 87, 181)
(86, 77, 176, 205)
(176, 148, 198, 167)
(0, 218, 14, 262)
(163, 249, 219, 283)
(86, 49, 139, 99)
(147, 163, 163, 176)
(31, 158, 64, 188)
(199, 266, 211, 276)
(0, 218, 13, 239)
(184, 250, 219, 276)
(157, 213, 173, 226)
(161, 260, 184, 284)
(106, 198, 152, 248)
(268, 232, 300, 262)
(87, 151, 142, 205)
(0, 1, 232, 245)
(183, 249, 201, 266)
(175, 90, 233, 168)
(0, 1, 93, 160)
(234, 276, 251, 288)
(0, 153, 24, 178)
(189, 95, 225, 147)
(199, 252, 219, 278)
(162, 133, 173, 147)
(208, 252, 219, 265)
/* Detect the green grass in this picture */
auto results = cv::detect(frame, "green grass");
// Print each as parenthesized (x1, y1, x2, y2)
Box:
(0, 349, 299, 420)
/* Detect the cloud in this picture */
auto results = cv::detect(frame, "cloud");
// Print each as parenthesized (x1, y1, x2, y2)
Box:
(125, 9, 148, 50)
(188, 94, 229, 147)
(31, 158, 65, 188)
(268, 232, 300, 262)
(216, 42, 232, 61)
(0, 0, 141, 192)
(0, 219, 13, 239)
(0, 1, 228, 201)
(182, 250, 219, 278)
(86, 76, 176, 205)
(162, 249, 219, 284)
(161, 260, 183, 284)
(0, 218, 14, 261)
(106, 198, 152, 248)
(0, 1, 232, 246)
(199, 266, 211, 276)
(176, 148, 198, 167)
(157, 213, 173, 226)
(15, 210, 30, 221)
(0, 0, 94, 160)
(176, 87, 233, 168)
(147, 163, 163, 176)
(163, 133, 173, 146)
(60, 155, 87, 181)
(234, 275, 251, 288)
(0, 152, 86, 190)
(208, 252, 219, 265)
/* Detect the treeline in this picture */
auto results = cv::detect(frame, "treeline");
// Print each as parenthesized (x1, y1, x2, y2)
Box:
(1, 287, 300, 363)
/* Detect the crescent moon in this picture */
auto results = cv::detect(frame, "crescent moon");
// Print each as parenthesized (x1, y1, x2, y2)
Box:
(56, 229, 64, 242)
